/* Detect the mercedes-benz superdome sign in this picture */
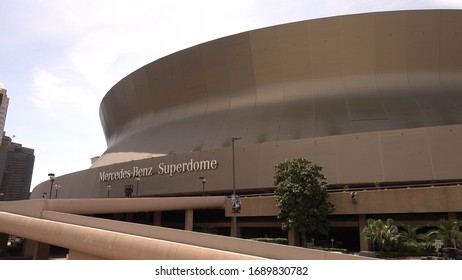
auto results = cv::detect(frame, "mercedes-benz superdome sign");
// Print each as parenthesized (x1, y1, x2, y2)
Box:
(99, 159, 218, 182)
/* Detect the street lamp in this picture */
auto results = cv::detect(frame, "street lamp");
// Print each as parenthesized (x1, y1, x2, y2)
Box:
(48, 173, 55, 199)
(107, 183, 112, 198)
(135, 176, 140, 197)
(54, 183, 61, 199)
(231, 136, 241, 237)
(199, 176, 206, 196)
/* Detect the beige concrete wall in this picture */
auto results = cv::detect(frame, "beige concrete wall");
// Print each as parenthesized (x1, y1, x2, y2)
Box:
(30, 124, 462, 199)
(0, 199, 45, 218)
(0, 196, 225, 217)
(44, 196, 226, 215)
(329, 185, 462, 215)
(225, 185, 462, 217)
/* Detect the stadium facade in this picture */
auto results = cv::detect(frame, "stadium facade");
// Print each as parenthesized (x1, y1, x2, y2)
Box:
(2, 9, 462, 259)
(32, 9, 462, 198)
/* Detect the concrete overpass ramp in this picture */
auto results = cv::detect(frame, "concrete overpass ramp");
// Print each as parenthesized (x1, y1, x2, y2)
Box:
(0, 198, 370, 260)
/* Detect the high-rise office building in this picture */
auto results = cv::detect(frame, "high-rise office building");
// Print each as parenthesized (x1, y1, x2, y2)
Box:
(0, 83, 10, 143)
(0, 136, 35, 200)
(0, 83, 35, 201)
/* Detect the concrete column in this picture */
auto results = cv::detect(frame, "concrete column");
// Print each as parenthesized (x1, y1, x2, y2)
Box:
(153, 211, 162, 226)
(23, 239, 50, 260)
(0, 233, 8, 256)
(23, 239, 35, 259)
(185, 209, 194, 231)
(358, 214, 368, 251)
(288, 228, 300, 246)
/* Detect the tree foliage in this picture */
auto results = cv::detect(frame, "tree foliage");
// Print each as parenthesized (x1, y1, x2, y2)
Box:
(274, 158, 335, 246)
(399, 224, 426, 243)
(362, 219, 400, 252)
(362, 218, 462, 257)
(427, 219, 462, 248)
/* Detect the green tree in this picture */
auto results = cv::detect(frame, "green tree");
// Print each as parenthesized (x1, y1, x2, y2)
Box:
(362, 219, 400, 252)
(397, 224, 434, 256)
(427, 219, 462, 248)
(274, 158, 335, 247)
(399, 224, 426, 243)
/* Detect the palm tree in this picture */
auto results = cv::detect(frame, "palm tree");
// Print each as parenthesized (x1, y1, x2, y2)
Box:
(400, 224, 426, 243)
(427, 219, 462, 248)
(362, 218, 400, 252)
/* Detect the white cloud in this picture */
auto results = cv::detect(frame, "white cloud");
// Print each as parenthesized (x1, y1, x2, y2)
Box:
(432, 0, 462, 7)
(30, 67, 96, 119)
(28, 1, 260, 120)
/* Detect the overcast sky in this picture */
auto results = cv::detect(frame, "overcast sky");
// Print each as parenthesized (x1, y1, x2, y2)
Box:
(1, 0, 461, 190)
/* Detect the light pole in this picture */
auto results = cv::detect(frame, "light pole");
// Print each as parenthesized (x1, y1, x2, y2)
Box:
(231, 136, 241, 237)
(135, 176, 140, 197)
(48, 173, 55, 199)
(54, 183, 61, 199)
(199, 176, 206, 196)
(107, 183, 112, 198)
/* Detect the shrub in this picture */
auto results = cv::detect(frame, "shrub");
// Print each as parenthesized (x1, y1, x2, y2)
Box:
(397, 241, 434, 256)
(251, 238, 289, 245)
